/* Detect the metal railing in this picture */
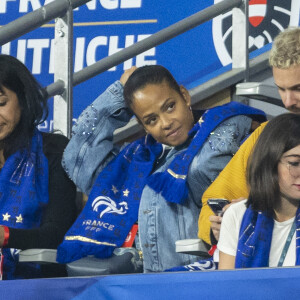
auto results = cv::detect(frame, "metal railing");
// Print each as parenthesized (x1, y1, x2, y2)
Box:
(0, 0, 91, 137)
(0, 0, 90, 46)
(0, 0, 250, 138)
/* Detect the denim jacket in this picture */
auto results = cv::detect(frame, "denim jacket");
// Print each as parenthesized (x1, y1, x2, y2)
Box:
(62, 81, 252, 272)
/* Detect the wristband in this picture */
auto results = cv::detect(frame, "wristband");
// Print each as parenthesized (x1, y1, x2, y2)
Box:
(2, 226, 9, 247)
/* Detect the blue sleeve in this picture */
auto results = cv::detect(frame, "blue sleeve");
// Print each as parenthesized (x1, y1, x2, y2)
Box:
(62, 81, 133, 195)
(188, 115, 252, 206)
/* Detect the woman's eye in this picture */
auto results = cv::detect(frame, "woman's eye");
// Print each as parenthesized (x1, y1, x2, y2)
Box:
(146, 117, 157, 125)
(288, 161, 300, 167)
(167, 102, 175, 111)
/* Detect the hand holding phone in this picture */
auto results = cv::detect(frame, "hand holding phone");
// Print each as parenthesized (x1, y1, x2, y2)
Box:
(207, 198, 230, 216)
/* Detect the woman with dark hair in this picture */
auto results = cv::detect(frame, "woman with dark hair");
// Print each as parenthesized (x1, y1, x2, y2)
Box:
(0, 54, 77, 279)
(59, 65, 266, 272)
(218, 113, 300, 269)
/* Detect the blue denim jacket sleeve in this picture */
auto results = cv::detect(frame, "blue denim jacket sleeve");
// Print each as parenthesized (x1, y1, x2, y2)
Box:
(62, 81, 133, 194)
(188, 115, 252, 207)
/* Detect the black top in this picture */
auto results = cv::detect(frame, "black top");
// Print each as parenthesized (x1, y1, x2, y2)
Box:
(6, 132, 77, 250)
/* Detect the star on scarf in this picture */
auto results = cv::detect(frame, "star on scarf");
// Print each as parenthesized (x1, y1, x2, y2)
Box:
(198, 117, 204, 126)
(2, 213, 10, 221)
(16, 214, 23, 223)
(123, 189, 130, 197)
(111, 185, 118, 194)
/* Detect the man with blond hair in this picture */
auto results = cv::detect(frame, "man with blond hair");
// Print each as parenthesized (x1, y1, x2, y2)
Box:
(198, 26, 300, 246)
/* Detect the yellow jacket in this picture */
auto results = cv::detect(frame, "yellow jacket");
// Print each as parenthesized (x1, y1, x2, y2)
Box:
(198, 121, 268, 245)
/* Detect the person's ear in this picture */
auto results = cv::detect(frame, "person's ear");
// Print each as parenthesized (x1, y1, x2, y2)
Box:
(179, 85, 191, 106)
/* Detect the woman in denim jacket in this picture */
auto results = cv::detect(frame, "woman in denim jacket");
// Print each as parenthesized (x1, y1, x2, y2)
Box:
(61, 65, 265, 272)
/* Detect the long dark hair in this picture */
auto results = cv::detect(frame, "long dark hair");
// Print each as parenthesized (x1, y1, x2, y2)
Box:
(0, 54, 48, 158)
(246, 113, 300, 213)
(123, 65, 182, 109)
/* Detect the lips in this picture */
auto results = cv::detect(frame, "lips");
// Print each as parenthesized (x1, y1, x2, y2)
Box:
(167, 127, 181, 138)
(294, 184, 300, 190)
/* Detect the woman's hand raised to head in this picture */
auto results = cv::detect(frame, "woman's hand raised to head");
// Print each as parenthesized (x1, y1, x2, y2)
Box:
(120, 66, 137, 86)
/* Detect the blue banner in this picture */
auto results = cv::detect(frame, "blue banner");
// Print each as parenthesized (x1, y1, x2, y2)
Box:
(1, 267, 300, 299)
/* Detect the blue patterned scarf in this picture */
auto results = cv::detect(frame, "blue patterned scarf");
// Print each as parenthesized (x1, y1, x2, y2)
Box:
(57, 102, 266, 264)
(235, 206, 300, 268)
(0, 130, 49, 279)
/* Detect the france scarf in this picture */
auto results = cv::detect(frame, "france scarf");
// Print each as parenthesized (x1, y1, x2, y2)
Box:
(0, 130, 49, 279)
(235, 206, 300, 268)
(57, 101, 266, 264)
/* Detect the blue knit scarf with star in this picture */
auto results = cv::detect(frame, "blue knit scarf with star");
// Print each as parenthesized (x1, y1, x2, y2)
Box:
(0, 130, 49, 280)
(235, 205, 300, 268)
(57, 101, 266, 264)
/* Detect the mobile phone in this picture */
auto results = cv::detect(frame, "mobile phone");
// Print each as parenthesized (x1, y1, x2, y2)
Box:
(207, 198, 230, 216)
